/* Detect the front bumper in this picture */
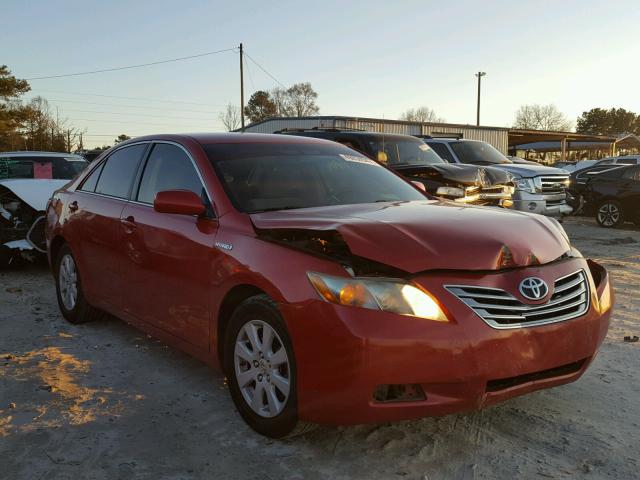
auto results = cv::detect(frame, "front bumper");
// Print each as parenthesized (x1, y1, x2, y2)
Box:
(512, 190, 573, 216)
(282, 258, 611, 425)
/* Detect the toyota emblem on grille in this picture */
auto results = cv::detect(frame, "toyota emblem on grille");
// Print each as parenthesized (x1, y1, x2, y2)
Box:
(519, 277, 548, 300)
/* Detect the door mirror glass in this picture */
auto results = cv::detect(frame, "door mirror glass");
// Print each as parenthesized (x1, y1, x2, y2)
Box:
(154, 190, 205, 216)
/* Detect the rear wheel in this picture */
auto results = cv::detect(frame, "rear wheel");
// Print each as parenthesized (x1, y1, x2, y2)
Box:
(55, 244, 103, 324)
(596, 200, 624, 228)
(224, 294, 308, 438)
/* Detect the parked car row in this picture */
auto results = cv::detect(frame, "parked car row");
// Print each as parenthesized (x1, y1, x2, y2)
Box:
(276, 128, 574, 216)
(44, 132, 612, 438)
(0, 151, 88, 266)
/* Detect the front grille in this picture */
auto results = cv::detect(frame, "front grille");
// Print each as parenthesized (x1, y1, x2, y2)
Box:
(445, 270, 589, 329)
(539, 175, 569, 194)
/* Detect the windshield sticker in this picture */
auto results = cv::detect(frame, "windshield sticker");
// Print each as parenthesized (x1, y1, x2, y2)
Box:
(418, 144, 431, 151)
(339, 154, 379, 166)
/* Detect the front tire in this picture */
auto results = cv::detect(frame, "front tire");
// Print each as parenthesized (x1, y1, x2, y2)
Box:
(224, 294, 301, 438)
(596, 200, 624, 228)
(54, 244, 103, 324)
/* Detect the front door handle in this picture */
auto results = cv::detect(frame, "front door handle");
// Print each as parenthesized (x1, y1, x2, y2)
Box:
(120, 216, 136, 234)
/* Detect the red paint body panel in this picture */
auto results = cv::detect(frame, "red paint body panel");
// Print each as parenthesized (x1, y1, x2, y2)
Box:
(45, 133, 613, 427)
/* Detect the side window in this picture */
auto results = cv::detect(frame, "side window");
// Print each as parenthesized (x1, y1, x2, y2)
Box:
(428, 142, 455, 162)
(136, 143, 204, 205)
(95, 144, 147, 199)
(618, 157, 637, 165)
(79, 162, 104, 192)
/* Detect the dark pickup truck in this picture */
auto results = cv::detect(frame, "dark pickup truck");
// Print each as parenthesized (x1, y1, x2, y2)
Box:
(276, 128, 514, 207)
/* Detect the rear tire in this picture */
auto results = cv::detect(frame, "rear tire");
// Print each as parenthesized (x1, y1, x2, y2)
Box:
(224, 294, 309, 438)
(54, 244, 103, 324)
(596, 200, 624, 228)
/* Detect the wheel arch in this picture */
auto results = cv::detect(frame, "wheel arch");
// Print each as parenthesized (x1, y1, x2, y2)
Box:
(216, 284, 269, 368)
(49, 235, 67, 270)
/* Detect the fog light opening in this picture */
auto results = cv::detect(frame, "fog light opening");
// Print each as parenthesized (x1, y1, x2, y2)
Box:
(373, 384, 426, 403)
(528, 202, 537, 211)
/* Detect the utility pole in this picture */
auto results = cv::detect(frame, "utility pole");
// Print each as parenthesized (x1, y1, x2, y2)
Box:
(475, 71, 486, 126)
(239, 43, 245, 131)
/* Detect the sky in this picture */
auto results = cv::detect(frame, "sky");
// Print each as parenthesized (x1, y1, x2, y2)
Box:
(3, 0, 639, 147)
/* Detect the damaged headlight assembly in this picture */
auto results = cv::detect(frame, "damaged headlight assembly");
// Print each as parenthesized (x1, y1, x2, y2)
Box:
(307, 272, 449, 322)
(514, 177, 536, 193)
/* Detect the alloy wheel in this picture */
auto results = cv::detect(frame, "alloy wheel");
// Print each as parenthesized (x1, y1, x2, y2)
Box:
(234, 320, 291, 418)
(598, 203, 620, 227)
(59, 253, 78, 310)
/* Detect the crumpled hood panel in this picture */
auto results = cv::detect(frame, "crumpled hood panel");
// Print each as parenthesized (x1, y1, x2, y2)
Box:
(0, 179, 69, 211)
(491, 164, 569, 178)
(394, 163, 512, 186)
(250, 201, 570, 273)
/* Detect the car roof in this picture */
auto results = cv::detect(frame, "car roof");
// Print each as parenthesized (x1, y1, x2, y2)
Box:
(0, 151, 86, 159)
(122, 132, 340, 146)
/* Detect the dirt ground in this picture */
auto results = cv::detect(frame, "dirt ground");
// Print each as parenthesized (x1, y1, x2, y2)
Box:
(0, 217, 638, 480)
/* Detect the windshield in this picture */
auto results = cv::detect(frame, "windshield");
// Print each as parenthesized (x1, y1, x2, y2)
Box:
(450, 141, 512, 165)
(366, 139, 443, 166)
(205, 143, 426, 213)
(0, 156, 88, 180)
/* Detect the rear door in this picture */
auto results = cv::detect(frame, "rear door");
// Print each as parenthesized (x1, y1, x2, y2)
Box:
(619, 167, 640, 217)
(119, 142, 218, 349)
(72, 143, 148, 311)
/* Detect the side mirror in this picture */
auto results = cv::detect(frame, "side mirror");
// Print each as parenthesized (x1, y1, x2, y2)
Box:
(154, 190, 206, 216)
(377, 151, 388, 163)
(411, 180, 427, 192)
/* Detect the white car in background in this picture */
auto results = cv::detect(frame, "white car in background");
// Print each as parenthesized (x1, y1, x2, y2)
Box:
(0, 151, 88, 266)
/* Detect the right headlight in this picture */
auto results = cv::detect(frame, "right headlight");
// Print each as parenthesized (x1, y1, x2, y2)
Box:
(515, 177, 536, 193)
(307, 272, 449, 322)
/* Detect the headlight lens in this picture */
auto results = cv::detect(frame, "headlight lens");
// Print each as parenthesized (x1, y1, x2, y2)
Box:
(436, 186, 465, 198)
(307, 272, 449, 322)
(515, 178, 536, 193)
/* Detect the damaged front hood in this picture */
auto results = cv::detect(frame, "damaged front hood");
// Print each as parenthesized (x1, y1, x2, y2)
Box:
(250, 201, 570, 273)
(0, 179, 68, 211)
(491, 164, 568, 178)
(393, 163, 511, 187)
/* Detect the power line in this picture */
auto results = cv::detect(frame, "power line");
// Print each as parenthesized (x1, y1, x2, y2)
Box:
(28, 97, 221, 114)
(71, 118, 220, 128)
(243, 51, 286, 88)
(25, 47, 238, 80)
(32, 88, 224, 107)
(58, 108, 216, 122)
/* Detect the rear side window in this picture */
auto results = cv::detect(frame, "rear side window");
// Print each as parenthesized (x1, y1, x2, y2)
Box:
(95, 144, 147, 198)
(427, 142, 456, 162)
(622, 167, 640, 181)
(618, 157, 638, 165)
(79, 162, 105, 192)
(136, 143, 204, 204)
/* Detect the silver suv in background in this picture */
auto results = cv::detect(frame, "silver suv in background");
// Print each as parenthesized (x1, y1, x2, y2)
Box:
(420, 137, 572, 216)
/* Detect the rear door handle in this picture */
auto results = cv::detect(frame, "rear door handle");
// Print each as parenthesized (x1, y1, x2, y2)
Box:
(68, 201, 78, 212)
(120, 216, 136, 233)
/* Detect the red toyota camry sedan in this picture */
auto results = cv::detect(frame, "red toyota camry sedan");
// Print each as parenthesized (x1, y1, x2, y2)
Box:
(46, 133, 613, 438)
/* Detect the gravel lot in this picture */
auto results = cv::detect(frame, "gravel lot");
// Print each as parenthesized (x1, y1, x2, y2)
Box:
(1, 217, 638, 480)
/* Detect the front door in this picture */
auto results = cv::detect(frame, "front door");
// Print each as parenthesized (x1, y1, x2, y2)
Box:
(119, 142, 218, 349)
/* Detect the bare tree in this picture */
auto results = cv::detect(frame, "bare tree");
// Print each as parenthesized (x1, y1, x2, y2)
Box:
(513, 104, 572, 131)
(219, 103, 241, 131)
(400, 106, 445, 123)
(270, 82, 320, 117)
